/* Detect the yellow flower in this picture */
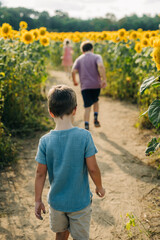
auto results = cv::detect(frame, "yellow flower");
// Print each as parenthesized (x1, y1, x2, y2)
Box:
(155, 63, 160, 71)
(1, 23, 12, 37)
(150, 37, 157, 47)
(31, 29, 40, 41)
(135, 42, 142, 53)
(19, 21, 28, 29)
(126, 77, 131, 82)
(22, 31, 34, 44)
(40, 36, 50, 46)
(153, 39, 160, 47)
(143, 31, 150, 39)
(118, 28, 127, 40)
(141, 38, 149, 47)
(0, 72, 5, 77)
(130, 31, 139, 40)
(137, 28, 143, 32)
(39, 27, 47, 36)
(151, 47, 160, 64)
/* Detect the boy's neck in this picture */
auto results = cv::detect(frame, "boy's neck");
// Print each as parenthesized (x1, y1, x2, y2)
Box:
(54, 115, 74, 131)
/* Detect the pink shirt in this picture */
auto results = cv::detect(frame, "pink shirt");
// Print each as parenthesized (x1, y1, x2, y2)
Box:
(72, 52, 103, 90)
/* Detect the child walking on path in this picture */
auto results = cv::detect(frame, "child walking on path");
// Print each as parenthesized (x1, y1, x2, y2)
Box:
(34, 85, 105, 240)
(72, 41, 107, 130)
(62, 39, 73, 77)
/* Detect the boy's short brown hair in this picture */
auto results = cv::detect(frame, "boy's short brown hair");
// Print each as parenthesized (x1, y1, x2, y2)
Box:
(80, 41, 93, 52)
(48, 85, 77, 118)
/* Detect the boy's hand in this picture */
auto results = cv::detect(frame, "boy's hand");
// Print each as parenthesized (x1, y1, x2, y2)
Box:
(35, 201, 46, 220)
(73, 81, 78, 86)
(100, 80, 107, 88)
(96, 187, 105, 197)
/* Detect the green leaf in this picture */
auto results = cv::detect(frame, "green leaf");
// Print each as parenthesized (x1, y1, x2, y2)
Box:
(140, 76, 158, 95)
(148, 99, 160, 128)
(145, 137, 160, 156)
(140, 109, 148, 117)
(151, 82, 160, 88)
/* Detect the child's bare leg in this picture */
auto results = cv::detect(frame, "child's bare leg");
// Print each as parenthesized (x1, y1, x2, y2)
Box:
(93, 101, 99, 113)
(93, 101, 100, 127)
(56, 230, 69, 240)
(84, 107, 91, 122)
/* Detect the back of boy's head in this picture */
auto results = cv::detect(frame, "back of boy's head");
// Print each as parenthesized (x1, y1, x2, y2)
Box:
(48, 85, 77, 118)
(80, 41, 93, 52)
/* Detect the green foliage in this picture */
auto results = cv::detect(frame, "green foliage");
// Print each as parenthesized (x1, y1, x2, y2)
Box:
(124, 212, 152, 238)
(0, 38, 49, 135)
(0, 37, 50, 169)
(0, 5, 160, 32)
(140, 76, 159, 95)
(0, 123, 17, 170)
(145, 137, 160, 156)
(140, 76, 160, 155)
(50, 41, 63, 67)
(148, 100, 160, 128)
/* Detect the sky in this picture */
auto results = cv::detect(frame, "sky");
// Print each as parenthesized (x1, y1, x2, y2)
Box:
(2, 0, 160, 20)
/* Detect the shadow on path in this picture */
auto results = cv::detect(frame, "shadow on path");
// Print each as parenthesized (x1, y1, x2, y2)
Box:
(97, 132, 160, 184)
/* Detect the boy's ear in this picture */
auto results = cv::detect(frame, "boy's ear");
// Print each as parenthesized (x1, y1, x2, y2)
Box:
(72, 107, 77, 116)
(49, 110, 54, 118)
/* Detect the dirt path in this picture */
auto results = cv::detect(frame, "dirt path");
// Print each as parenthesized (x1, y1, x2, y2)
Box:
(0, 70, 160, 240)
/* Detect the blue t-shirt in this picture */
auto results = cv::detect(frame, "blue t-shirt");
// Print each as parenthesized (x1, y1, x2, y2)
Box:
(35, 127, 97, 212)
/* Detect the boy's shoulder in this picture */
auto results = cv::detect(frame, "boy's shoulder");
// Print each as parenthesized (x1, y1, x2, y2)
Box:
(40, 127, 90, 140)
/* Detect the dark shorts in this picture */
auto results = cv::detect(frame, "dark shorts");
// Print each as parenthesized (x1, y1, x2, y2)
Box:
(81, 88, 100, 108)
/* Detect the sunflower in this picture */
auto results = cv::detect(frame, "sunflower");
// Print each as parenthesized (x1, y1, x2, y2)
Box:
(1, 23, 12, 37)
(40, 36, 50, 46)
(153, 39, 160, 48)
(151, 47, 160, 64)
(39, 27, 47, 36)
(19, 21, 28, 29)
(141, 38, 149, 47)
(135, 42, 142, 53)
(130, 31, 139, 40)
(143, 31, 150, 39)
(31, 29, 40, 41)
(22, 31, 34, 44)
(118, 28, 127, 40)
(150, 37, 157, 47)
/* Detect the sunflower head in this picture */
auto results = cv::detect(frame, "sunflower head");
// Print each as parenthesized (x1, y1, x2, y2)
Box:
(22, 31, 34, 44)
(141, 38, 149, 47)
(31, 29, 40, 41)
(19, 21, 28, 29)
(150, 37, 157, 47)
(39, 27, 47, 36)
(1, 23, 12, 37)
(130, 31, 139, 40)
(118, 28, 127, 40)
(40, 36, 50, 46)
(143, 31, 150, 39)
(135, 42, 142, 53)
(153, 39, 160, 48)
(151, 47, 160, 64)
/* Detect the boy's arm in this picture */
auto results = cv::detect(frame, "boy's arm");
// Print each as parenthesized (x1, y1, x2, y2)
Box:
(97, 62, 107, 88)
(72, 69, 79, 86)
(35, 163, 47, 220)
(86, 155, 105, 197)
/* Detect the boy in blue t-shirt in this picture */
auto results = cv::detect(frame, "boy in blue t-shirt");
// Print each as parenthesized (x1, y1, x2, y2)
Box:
(35, 85, 105, 240)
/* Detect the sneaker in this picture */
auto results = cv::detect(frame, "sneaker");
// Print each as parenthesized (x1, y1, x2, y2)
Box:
(94, 120, 101, 127)
(85, 123, 89, 130)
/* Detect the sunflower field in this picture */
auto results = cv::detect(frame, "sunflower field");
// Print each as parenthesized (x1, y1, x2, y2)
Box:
(0, 21, 160, 168)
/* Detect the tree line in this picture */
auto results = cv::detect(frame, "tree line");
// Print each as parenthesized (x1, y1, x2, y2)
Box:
(0, 4, 160, 32)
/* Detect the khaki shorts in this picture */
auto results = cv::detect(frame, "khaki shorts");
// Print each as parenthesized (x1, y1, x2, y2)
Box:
(49, 204, 92, 240)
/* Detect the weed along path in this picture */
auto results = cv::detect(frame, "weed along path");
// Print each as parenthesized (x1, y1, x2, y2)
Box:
(0, 70, 160, 240)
